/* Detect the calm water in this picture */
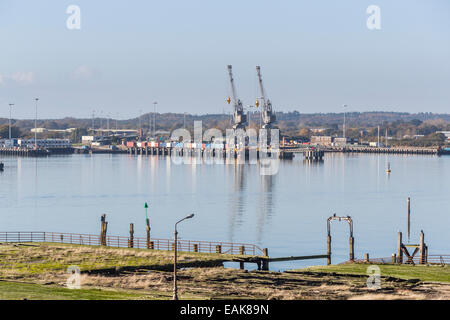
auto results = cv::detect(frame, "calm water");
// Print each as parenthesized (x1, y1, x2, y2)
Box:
(1, 153, 449, 270)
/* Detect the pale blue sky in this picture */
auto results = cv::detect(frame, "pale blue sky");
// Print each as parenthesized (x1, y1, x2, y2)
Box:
(0, 0, 449, 119)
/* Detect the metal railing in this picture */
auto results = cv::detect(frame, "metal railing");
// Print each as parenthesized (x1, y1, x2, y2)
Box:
(0, 231, 263, 256)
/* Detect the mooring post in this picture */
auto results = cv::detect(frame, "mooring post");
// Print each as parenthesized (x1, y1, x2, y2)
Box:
(146, 218, 151, 249)
(419, 230, 425, 264)
(349, 235, 355, 261)
(364, 253, 369, 263)
(397, 231, 403, 264)
(100, 214, 105, 245)
(129, 223, 134, 248)
(100, 214, 107, 246)
(262, 248, 269, 271)
(104, 221, 108, 245)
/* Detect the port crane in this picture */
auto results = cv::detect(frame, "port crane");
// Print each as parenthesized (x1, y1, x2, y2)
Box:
(227, 65, 247, 130)
(256, 66, 276, 129)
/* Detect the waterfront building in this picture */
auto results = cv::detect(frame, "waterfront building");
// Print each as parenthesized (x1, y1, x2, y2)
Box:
(17, 139, 72, 149)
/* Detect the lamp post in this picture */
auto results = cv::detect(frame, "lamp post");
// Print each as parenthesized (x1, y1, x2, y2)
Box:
(34, 98, 39, 149)
(8, 104, 14, 140)
(173, 213, 194, 300)
(343, 104, 347, 139)
(153, 102, 157, 138)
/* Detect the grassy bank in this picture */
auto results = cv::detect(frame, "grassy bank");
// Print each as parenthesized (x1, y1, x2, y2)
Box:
(0, 281, 153, 300)
(0, 242, 244, 277)
(298, 264, 450, 283)
(1, 243, 449, 300)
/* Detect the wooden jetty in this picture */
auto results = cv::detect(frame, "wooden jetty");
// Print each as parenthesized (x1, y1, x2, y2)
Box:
(126, 146, 294, 160)
(0, 147, 49, 157)
(282, 145, 445, 156)
(328, 146, 440, 155)
(303, 149, 324, 161)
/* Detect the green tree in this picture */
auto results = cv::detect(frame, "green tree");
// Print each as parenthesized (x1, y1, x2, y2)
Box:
(0, 125, 22, 139)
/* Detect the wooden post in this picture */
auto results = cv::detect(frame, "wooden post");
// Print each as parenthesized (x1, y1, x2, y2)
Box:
(100, 214, 105, 245)
(364, 253, 369, 263)
(397, 232, 403, 264)
(216, 245, 222, 254)
(239, 246, 245, 255)
(349, 236, 355, 261)
(392, 253, 396, 263)
(128, 223, 134, 248)
(104, 221, 108, 246)
(239, 262, 244, 270)
(327, 235, 331, 265)
(193, 244, 198, 252)
(100, 214, 107, 246)
(261, 248, 269, 271)
(419, 230, 426, 264)
(146, 218, 151, 249)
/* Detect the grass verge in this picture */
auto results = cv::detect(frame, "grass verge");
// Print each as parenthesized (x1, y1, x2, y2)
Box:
(298, 263, 450, 283)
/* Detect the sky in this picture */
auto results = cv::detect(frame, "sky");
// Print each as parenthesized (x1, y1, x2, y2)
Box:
(0, 0, 449, 119)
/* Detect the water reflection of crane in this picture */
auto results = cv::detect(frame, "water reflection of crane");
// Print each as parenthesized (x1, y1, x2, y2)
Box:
(227, 164, 246, 242)
(226, 164, 276, 245)
(256, 174, 275, 244)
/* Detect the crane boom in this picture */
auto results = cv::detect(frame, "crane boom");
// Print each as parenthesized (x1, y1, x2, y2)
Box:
(256, 66, 276, 129)
(227, 65, 239, 107)
(256, 66, 267, 106)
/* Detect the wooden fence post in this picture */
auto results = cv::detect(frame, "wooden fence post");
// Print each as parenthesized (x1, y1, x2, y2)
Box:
(128, 223, 134, 248)
(364, 253, 369, 263)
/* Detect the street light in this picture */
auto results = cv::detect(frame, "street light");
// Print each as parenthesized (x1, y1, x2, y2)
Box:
(8, 104, 14, 140)
(343, 104, 347, 140)
(173, 213, 195, 300)
(153, 102, 158, 138)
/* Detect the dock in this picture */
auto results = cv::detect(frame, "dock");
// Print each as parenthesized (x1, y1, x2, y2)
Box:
(0, 147, 49, 157)
(329, 146, 440, 155)
(126, 145, 294, 160)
